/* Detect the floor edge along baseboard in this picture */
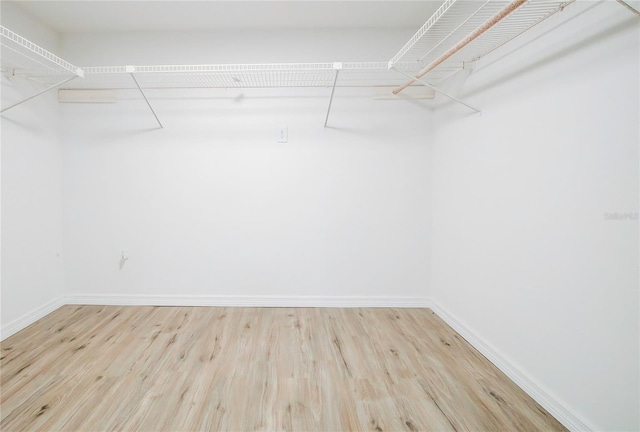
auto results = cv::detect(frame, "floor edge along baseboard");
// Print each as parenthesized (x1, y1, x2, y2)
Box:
(0, 296, 66, 341)
(428, 300, 594, 432)
(2, 295, 591, 432)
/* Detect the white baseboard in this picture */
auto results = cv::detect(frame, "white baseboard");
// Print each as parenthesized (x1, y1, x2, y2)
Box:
(64, 294, 433, 309)
(429, 300, 594, 432)
(0, 296, 66, 341)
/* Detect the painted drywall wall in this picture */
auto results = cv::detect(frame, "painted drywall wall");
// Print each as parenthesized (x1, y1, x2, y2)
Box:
(430, 2, 639, 431)
(60, 27, 418, 65)
(1, 3, 65, 333)
(59, 29, 432, 301)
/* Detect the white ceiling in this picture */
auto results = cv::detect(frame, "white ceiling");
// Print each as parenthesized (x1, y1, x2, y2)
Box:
(12, 1, 442, 34)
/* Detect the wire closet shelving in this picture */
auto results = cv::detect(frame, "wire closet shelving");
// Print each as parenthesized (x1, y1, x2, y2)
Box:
(2, 0, 638, 125)
(0, 26, 84, 113)
(72, 61, 451, 90)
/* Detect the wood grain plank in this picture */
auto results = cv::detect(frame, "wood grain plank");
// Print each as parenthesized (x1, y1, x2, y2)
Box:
(0, 306, 567, 432)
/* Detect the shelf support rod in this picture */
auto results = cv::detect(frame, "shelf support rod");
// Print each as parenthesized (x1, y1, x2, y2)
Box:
(393, 0, 528, 95)
(1, 76, 77, 113)
(324, 67, 341, 127)
(130, 71, 163, 128)
(393, 68, 481, 114)
(616, 0, 640, 16)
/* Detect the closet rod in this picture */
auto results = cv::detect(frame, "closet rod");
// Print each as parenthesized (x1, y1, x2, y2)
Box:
(393, 0, 528, 95)
(418, 0, 492, 64)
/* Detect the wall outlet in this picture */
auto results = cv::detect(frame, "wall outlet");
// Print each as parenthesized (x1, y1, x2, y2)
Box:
(277, 126, 288, 143)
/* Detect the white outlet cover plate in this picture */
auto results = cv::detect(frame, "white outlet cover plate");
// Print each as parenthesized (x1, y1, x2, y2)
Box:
(277, 126, 288, 143)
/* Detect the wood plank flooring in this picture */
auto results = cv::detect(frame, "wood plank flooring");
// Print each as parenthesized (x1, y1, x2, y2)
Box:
(1, 306, 566, 431)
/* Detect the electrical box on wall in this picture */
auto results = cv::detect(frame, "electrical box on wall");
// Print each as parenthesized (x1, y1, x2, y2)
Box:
(277, 126, 288, 143)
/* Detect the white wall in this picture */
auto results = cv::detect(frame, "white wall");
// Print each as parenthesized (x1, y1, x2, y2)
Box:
(59, 29, 432, 302)
(60, 27, 417, 65)
(1, 3, 66, 333)
(430, 2, 639, 431)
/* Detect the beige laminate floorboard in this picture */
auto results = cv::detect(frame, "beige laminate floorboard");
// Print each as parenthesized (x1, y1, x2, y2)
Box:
(0, 306, 566, 431)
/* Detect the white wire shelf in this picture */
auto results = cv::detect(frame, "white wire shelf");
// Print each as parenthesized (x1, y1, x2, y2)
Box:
(0, 0, 570, 94)
(0, 25, 84, 81)
(60, 61, 449, 90)
(1, 25, 85, 113)
(1, 0, 586, 118)
(388, 0, 570, 83)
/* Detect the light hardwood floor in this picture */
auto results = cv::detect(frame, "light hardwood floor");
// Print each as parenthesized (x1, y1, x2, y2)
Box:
(1, 306, 566, 431)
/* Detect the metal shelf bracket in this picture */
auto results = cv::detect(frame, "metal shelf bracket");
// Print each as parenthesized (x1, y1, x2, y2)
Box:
(128, 65, 163, 128)
(616, 0, 640, 15)
(1, 75, 78, 113)
(392, 68, 480, 114)
(324, 62, 342, 127)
